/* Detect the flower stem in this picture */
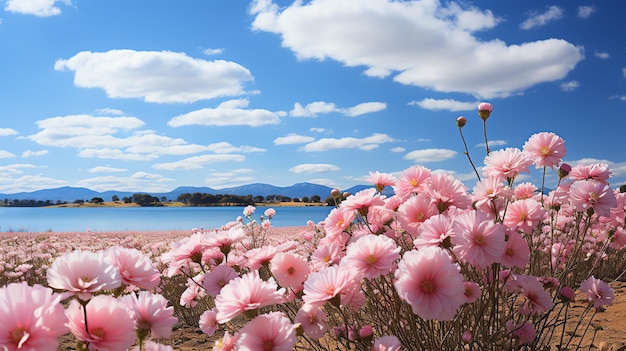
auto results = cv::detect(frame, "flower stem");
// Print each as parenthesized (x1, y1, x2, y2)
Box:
(458, 127, 482, 182)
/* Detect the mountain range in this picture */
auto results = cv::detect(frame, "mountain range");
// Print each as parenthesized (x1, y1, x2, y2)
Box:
(0, 183, 385, 203)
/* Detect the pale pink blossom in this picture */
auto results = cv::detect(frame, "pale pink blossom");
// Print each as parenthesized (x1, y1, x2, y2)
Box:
(506, 320, 536, 345)
(395, 165, 432, 200)
(204, 226, 246, 256)
(568, 179, 617, 217)
(199, 308, 218, 336)
(394, 247, 465, 320)
(243, 205, 256, 217)
(214, 331, 237, 351)
(503, 198, 546, 233)
(452, 210, 506, 269)
(513, 275, 554, 315)
(295, 304, 328, 339)
(341, 188, 385, 217)
(477, 102, 493, 120)
(397, 194, 438, 238)
(302, 265, 361, 308)
(215, 270, 285, 323)
(483, 148, 533, 182)
(323, 207, 355, 241)
(568, 163, 611, 184)
(0, 282, 68, 351)
(513, 182, 538, 200)
(372, 335, 402, 351)
(471, 176, 514, 214)
(423, 172, 471, 211)
(270, 252, 310, 289)
(120, 291, 177, 338)
(579, 275, 614, 308)
(523, 132, 567, 168)
(46, 250, 121, 301)
(463, 282, 482, 304)
(107, 246, 160, 290)
(235, 312, 297, 351)
(161, 233, 210, 277)
(132, 341, 174, 351)
(202, 264, 239, 297)
(414, 213, 454, 249)
(344, 234, 400, 279)
(366, 205, 395, 234)
(310, 241, 344, 271)
(66, 295, 136, 351)
(264, 208, 276, 218)
(501, 231, 530, 269)
(366, 171, 397, 193)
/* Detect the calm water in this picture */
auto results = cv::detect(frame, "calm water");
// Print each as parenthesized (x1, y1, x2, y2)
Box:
(0, 206, 332, 232)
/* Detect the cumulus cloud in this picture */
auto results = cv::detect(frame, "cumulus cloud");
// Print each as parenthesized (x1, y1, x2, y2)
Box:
(273, 134, 316, 145)
(22, 150, 48, 157)
(594, 51, 610, 59)
(289, 163, 340, 174)
(344, 102, 387, 116)
(577, 6, 595, 19)
(520, 6, 564, 30)
(391, 147, 406, 153)
(0, 150, 16, 158)
(0, 128, 18, 136)
(54, 50, 253, 103)
(168, 99, 281, 127)
(560, 81, 580, 91)
(302, 133, 394, 152)
(476, 140, 507, 148)
(0, 175, 68, 193)
(152, 154, 245, 171)
(403, 149, 457, 163)
(250, 0, 582, 98)
(290, 101, 386, 117)
(76, 172, 174, 192)
(206, 142, 265, 153)
(410, 98, 477, 111)
(5, 0, 70, 17)
(87, 166, 126, 173)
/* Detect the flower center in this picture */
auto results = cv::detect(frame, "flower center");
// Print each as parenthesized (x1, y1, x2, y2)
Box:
(420, 279, 435, 293)
(415, 212, 425, 222)
(365, 254, 378, 265)
(10, 327, 29, 348)
(287, 267, 295, 274)
(91, 327, 105, 339)
(540, 146, 551, 157)
(589, 192, 600, 204)
(264, 340, 274, 350)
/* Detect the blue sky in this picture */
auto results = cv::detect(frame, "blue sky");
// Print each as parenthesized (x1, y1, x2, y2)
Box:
(0, 0, 624, 194)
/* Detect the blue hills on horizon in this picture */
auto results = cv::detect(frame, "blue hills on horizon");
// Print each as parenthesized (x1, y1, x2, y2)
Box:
(0, 183, 393, 203)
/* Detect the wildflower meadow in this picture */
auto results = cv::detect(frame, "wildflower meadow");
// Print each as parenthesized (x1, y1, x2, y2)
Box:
(1, 103, 625, 350)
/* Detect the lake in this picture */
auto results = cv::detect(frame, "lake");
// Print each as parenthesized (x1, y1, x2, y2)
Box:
(0, 206, 333, 232)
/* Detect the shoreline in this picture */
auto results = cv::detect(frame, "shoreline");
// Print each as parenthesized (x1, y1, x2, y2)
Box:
(0, 225, 313, 236)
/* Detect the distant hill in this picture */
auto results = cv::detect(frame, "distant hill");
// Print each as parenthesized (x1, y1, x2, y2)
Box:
(0, 182, 393, 203)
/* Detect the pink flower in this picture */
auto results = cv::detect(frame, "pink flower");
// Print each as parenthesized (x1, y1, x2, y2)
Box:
(0, 282, 68, 351)
(120, 291, 177, 338)
(341, 188, 385, 217)
(132, 341, 174, 351)
(452, 210, 506, 269)
(295, 304, 328, 339)
(568, 179, 617, 217)
(372, 335, 402, 351)
(205, 227, 246, 255)
(270, 252, 310, 289)
(203, 264, 239, 298)
(471, 176, 514, 214)
(215, 270, 285, 323)
(310, 241, 344, 271)
(463, 282, 481, 304)
(46, 250, 121, 301)
(394, 247, 465, 321)
(503, 198, 546, 233)
(483, 148, 533, 182)
(506, 320, 536, 345)
(423, 172, 471, 212)
(323, 207, 355, 241)
(366, 171, 397, 193)
(568, 163, 611, 184)
(214, 331, 237, 351)
(243, 205, 256, 217)
(302, 265, 360, 308)
(236, 312, 297, 351)
(264, 208, 276, 218)
(477, 102, 492, 120)
(513, 275, 554, 315)
(107, 246, 160, 290)
(397, 194, 438, 238)
(513, 182, 538, 200)
(344, 234, 400, 279)
(579, 276, 614, 308)
(522, 132, 567, 168)
(66, 295, 136, 351)
(199, 308, 218, 336)
(414, 213, 454, 249)
(161, 233, 211, 277)
(395, 165, 432, 200)
(501, 231, 530, 269)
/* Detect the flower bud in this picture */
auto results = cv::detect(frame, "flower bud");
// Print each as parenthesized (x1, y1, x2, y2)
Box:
(558, 163, 571, 179)
(456, 116, 467, 128)
(330, 188, 341, 199)
(477, 102, 493, 120)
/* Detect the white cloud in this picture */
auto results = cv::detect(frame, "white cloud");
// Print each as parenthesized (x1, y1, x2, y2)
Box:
(344, 102, 387, 116)
(95, 108, 124, 115)
(577, 6, 595, 19)
(403, 149, 457, 163)
(204, 169, 255, 188)
(0, 128, 18, 136)
(87, 166, 126, 173)
(476, 140, 507, 148)
(203, 48, 224, 55)
(290, 101, 386, 117)
(168, 99, 281, 127)
(250, 0, 582, 99)
(309, 127, 328, 133)
(302, 133, 394, 152)
(0, 175, 68, 193)
(76, 172, 174, 192)
(289, 163, 340, 174)
(594, 51, 610, 59)
(273, 134, 316, 145)
(410, 98, 477, 111)
(520, 6, 564, 30)
(0, 150, 16, 158)
(152, 154, 245, 171)
(391, 147, 405, 153)
(22, 150, 48, 157)
(206, 142, 265, 153)
(0, 164, 37, 175)
(54, 50, 253, 103)
(560, 81, 580, 92)
(5, 0, 70, 17)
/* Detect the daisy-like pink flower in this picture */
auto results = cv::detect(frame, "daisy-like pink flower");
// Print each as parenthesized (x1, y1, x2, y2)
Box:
(471, 176, 514, 215)
(341, 188, 385, 217)
(310, 241, 344, 271)
(199, 308, 218, 336)
(323, 207, 355, 242)
(423, 172, 471, 212)
(568, 179, 617, 217)
(568, 163, 611, 184)
(395, 165, 432, 200)
(202, 264, 239, 298)
(236, 312, 297, 351)
(270, 252, 310, 289)
(0, 282, 68, 351)
(463, 281, 481, 304)
(243, 205, 256, 217)
(204, 226, 246, 256)
(506, 320, 536, 345)
(394, 247, 466, 321)
(503, 198, 546, 233)
(161, 232, 210, 277)
(579, 275, 614, 308)
(397, 194, 438, 238)
(513, 182, 538, 200)
(372, 335, 402, 351)
(414, 213, 455, 249)
(295, 304, 328, 339)
(214, 331, 237, 351)
(120, 291, 178, 338)
(66, 295, 136, 351)
(501, 231, 530, 269)
(522, 132, 567, 168)
(512, 274, 554, 315)
(132, 341, 174, 351)
(46, 250, 121, 301)
(344, 234, 400, 279)
(366, 171, 397, 193)
(302, 265, 361, 308)
(483, 148, 533, 182)
(452, 210, 506, 270)
(107, 246, 160, 290)
(215, 270, 285, 323)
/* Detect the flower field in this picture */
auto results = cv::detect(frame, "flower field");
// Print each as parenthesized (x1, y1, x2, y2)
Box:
(2, 103, 626, 351)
